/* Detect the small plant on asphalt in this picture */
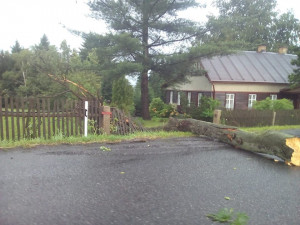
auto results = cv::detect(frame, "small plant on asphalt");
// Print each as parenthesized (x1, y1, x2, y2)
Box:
(207, 208, 249, 225)
(100, 146, 111, 152)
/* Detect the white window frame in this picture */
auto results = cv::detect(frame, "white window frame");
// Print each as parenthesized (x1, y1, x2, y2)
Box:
(169, 91, 173, 104)
(198, 93, 203, 106)
(248, 94, 257, 109)
(187, 92, 192, 106)
(177, 92, 181, 105)
(225, 94, 235, 110)
(270, 94, 277, 100)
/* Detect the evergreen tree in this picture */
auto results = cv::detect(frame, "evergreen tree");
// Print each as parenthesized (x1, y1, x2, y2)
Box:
(289, 47, 300, 87)
(37, 34, 50, 51)
(11, 41, 22, 53)
(0, 51, 15, 79)
(112, 76, 134, 114)
(87, 0, 207, 119)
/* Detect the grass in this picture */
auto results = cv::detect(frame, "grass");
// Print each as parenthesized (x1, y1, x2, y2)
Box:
(0, 131, 194, 149)
(134, 117, 169, 128)
(241, 125, 299, 133)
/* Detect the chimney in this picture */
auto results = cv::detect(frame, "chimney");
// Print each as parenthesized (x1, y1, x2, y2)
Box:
(257, 45, 267, 53)
(279, 47, 288, 54)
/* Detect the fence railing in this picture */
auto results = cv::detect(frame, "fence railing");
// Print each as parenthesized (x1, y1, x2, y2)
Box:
(0, 97, 103, 141)
(220, 109, 300, 127)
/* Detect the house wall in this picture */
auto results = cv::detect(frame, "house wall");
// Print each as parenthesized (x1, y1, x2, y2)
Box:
(165, 76, 213, 105)
(167, 76, 213, 92)
(214, 83, 288, 93)
(165, 90, 212, 106)
(215, 92, 272, 109)
(214, 83, 287, 109)
(166, 78, 290, 109)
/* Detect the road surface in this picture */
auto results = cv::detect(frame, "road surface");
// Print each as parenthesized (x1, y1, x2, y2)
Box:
(0, 137, 299, 225)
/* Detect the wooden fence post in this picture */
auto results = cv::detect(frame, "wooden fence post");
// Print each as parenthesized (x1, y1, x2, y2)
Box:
(213, 110, 222, 124)
(272, 111, 276, 126)
(102, 106, 111, 135)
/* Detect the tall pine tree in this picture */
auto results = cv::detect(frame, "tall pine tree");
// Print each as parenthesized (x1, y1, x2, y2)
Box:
(87, 0, 203, 119)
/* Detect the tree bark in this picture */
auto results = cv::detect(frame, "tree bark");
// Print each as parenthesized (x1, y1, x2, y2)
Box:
(141, 0, 151, 120)
(164, 118, 300, 166)
(141, 71, 150, 120)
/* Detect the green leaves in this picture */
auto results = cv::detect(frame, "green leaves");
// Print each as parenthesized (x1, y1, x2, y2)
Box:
(253, 97, 294, 111)
(207, 208, 249, 225)
(100, 146, 111, 152)
(207, 208, 234, 222)
(112, 75, 134, 114)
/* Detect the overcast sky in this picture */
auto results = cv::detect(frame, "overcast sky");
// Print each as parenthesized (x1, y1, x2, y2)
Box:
(0, 0, 299, 52)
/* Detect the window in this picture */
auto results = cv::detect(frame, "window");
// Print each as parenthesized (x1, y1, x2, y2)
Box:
(177, 92, 181, 105)
(270, 94, 277, 100)
(225, 94, 235, 110)
(187, 92, 191, 106)
(248, 94, 257, 109)
(169, 91, 173, 104)
(198, 93, 203, 106)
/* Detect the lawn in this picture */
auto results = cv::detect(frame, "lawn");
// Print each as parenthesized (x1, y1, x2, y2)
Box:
(134, 117, 169, 128)
(241, 125, 300, 133)
(0, 130, 194, 149)
(1, 116, 299, 149)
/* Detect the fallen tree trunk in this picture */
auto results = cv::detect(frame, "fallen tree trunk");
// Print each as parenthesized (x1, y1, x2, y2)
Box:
(164, 118, 300, 166)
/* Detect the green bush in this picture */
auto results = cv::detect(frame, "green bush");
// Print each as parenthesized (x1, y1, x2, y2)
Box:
(149, 98, 165, 117)
(198, 96, 220, 120)
(253, 97, 294, 110)
(111, 76, 134, 114)
(188, 96, 219, 122)
(149, 97, 178, 118)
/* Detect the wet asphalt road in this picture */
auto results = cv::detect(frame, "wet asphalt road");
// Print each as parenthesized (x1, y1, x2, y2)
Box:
(0, 137, 300, 225)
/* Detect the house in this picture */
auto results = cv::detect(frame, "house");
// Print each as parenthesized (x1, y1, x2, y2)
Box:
(166, 46, 299, 109)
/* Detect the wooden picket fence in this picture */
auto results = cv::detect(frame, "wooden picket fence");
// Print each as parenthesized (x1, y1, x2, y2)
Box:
(0, 97, 103, 141)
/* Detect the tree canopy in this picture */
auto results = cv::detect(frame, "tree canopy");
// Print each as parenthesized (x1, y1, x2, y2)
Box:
(86, 0, 226, 119)
(204, 0, 300, 51)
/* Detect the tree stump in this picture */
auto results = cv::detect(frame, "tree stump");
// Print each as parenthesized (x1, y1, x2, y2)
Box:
(164, 118, 300, 166)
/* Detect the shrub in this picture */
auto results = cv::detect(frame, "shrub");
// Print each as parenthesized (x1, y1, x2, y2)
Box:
(149, 97, 178, 118)
(149, 98, 165, 117)
(111, 76, 134, 114)
(198, 96, 220, 120)
(253, 97, 294, 110)
(189, 96, 219, 122)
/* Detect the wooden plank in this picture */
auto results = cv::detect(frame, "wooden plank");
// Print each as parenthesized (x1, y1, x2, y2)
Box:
(36, 98, 41, 138)
(47, 99, 51, 139)
(89, 100, 94, 134)
(10, 97, 15, 141)
(74, 101, 78, 136)
(25, 99, 32, 139)
(52, 100, 56, 136)
(66, 100, 69, 137)
(61, 99, 65, 136)
(70, 101, 74, 136)
(16, 98, 21, 140)
(42, 99, 46, 139)
(0, 97, 3, 141)
(98, 103, 102, 133)
(57, 100, 60, 134)
(5, 97, 9, 140)
(32, 98, 36, 139)
(79, 101, 83, 135)
(21, 98, 25, 139)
